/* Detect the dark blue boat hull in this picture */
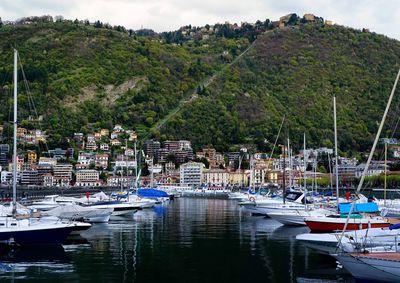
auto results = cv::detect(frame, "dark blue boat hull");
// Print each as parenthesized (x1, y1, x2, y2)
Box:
(0, 226, 74, 246)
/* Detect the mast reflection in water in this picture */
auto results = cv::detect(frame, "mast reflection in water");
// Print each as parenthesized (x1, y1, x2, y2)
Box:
(0, 199, 354, 282)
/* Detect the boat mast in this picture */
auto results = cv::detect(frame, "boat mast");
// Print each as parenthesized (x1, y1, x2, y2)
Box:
(134, 140, 137, 189)
(338, 68, 400, 247)
(333, 96, 340, 211)
(384, 142, 387, 207)
(12, 49, 18, 215)
(287, 137, 292, 188)
(303, 133, 307, 209)
(283, 143, 286, 204)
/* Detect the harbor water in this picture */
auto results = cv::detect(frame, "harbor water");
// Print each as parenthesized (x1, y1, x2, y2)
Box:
(0, 198, 355, 282)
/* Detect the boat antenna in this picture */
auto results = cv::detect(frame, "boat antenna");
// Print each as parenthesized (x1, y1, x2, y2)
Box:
(337, 68, 400, 248)
(12, 49, 18, 216)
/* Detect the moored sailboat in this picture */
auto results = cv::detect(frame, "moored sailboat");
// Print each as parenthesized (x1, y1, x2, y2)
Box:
(0, 50, 77, 246)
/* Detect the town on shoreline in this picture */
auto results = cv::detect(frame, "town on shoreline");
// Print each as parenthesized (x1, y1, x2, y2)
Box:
(0, 124, 398, 191)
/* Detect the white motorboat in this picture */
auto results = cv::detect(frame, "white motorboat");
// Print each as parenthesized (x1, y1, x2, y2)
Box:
(85, 200, 140, 216)
(296, 226, 400, 254)
(28, 195, 60, 211)
(334, 251, 400, 282)
(268, 208, 333, 226)
(44, 205, 113, 223)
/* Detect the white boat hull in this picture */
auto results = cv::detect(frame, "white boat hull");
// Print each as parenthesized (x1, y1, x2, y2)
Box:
(334, 253, 400, 282)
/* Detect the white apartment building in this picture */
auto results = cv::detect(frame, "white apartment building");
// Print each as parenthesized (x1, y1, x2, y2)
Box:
(180, 162, 204, 187)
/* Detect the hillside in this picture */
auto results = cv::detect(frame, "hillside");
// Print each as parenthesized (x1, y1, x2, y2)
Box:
(0, 15, 399, 153)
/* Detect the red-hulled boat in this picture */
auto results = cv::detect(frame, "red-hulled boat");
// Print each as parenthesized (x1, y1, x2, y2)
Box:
(304, 215, 390, 232)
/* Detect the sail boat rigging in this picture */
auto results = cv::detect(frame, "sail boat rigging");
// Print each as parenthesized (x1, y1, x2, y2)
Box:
(0, 49, 79, 246)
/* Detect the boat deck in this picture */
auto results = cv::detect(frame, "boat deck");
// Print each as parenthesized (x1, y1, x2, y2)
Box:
(354, 252, 400, 261)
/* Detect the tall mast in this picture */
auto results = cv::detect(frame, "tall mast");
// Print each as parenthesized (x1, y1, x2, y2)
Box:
(333, 96, 340, 211)
(303, 133, 307, 209)
(338, 68, 400, 247)
(150, 158, 154, 188)
(384, 142, 387, 206)
(287, 138, 292, 188)
(134, 141, 137, 189)
(283, 144, 286, 204)
(12, 49, 18, 215)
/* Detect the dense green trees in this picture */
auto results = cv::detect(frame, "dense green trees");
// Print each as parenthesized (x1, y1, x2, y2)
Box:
(0, 19, 399, 154)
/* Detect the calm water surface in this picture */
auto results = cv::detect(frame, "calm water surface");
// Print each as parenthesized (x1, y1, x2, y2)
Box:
(0, 198, 355, 282)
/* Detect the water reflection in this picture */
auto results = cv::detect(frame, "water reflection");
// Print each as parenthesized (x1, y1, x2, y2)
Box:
(0, 245, 76, 281)
(0, 199, 355, 282)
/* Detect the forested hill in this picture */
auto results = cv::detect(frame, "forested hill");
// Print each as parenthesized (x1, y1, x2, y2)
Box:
(0, 14, 399, 154)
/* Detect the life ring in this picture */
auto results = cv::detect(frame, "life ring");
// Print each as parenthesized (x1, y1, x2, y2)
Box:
(249, 196, 256, 202)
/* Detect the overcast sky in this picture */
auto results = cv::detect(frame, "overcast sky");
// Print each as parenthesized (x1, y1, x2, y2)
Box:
(1, 0, 399, 40)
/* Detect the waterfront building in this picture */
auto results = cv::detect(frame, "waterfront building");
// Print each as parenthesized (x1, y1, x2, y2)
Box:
(107, 175, 133, 187)
(203, 169, 229, 187)
(20, 170, 40, 186)
(43, 173, 54, 187)
(53, 164, 73, 186)
(228, 170, 248, 187)
(180, 162, 204, 187)
(75, 169, 101, 187)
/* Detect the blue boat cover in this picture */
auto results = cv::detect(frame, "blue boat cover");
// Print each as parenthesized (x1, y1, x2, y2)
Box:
(137, 188, 169, 198)
(339, 202, 379, 214)
(389, 223, 400, 230)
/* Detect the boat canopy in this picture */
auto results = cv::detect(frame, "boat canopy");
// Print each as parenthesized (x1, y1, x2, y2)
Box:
(339, 202, 379, 214)
(137, 188, 169, 198)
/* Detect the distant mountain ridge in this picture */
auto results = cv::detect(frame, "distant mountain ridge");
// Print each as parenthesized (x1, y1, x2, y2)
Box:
(0, 13, 399, 154)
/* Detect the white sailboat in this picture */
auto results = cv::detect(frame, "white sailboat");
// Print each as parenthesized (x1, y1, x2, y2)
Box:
(331, 68, 400, 282)
(0, 49, 79, 246)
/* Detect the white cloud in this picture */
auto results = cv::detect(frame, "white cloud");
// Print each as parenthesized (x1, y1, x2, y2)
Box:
(1, 0, 399, 39)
